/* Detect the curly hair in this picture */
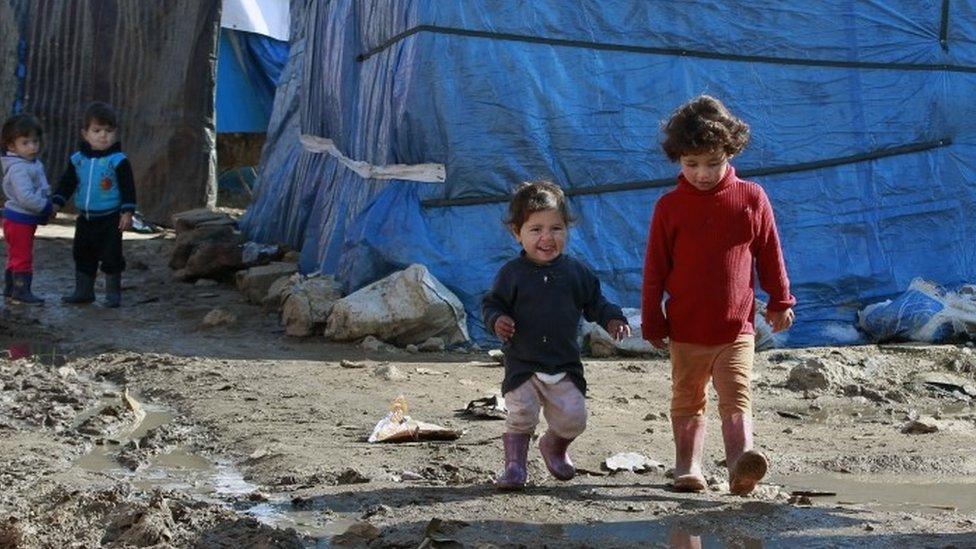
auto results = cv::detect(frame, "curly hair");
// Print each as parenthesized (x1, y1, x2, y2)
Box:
(661, 95, 750, 162)
(506, 180, 574, 232)
(1, 113, 43, 149)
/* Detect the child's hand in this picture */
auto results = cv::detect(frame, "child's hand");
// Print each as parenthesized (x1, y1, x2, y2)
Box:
(606, 319, 631, 341)
(765, 307, 795, 333)
(648, 337, 668, 349)
(119, 212, 133, 232)
(494, 315, 516, 342)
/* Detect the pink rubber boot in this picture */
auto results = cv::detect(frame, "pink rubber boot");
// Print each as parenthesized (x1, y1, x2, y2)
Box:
(671, 415, 707, 492)
(722, 413, 768, 496)
(538, 431, 576, 481)
(496, 433, 530, 490)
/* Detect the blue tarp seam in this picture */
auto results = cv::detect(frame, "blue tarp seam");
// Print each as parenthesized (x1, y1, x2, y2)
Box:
(357, 25, 976, 73)
(421, 138, 953, 208)
(940, 0, 951, 51)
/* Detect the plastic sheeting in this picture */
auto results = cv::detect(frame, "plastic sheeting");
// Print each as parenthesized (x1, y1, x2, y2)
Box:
(3, 0, 221, 225)
(216, 28, 289, 133)
(241, 0, 976, 347)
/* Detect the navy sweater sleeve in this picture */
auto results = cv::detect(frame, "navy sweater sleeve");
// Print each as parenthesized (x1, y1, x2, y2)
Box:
(482, 265, 514, 336)
(579, 263, 626, 330)
(116, 158, 137, 213)
(52, 160, 78, 207)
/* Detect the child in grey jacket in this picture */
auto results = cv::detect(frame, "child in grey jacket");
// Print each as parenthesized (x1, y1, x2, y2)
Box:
(1, 113, 51, 304)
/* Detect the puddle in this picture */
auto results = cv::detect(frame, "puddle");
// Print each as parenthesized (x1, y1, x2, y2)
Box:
(72, 391, 357, 546)
(771, 473, 976, 514)
(4, 341, 67, 366)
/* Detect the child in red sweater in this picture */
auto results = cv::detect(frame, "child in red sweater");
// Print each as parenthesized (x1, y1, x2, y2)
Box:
(642, 95, 795, 495)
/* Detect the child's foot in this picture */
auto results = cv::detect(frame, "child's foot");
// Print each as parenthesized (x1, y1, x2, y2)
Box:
(729, 450, 768, 496)
(672, 472, 707, 492)
(538, 432, 576, 481)
(496, 433, 530, 491)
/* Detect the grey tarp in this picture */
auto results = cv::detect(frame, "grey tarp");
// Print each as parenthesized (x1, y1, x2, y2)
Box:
(3, 0, 220, 224)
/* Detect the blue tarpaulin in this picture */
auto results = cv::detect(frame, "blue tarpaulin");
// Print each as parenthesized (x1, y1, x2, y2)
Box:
(216, 28, 288, 133)
(240, 1, 976, 347)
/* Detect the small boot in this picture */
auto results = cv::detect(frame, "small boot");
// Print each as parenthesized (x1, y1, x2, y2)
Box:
(722, 413, 768, 496)
(62, 272, 96, 304)
(4, 269, 12, 298)
(671, 415, 707, 492)
(538, 431, 576, 481)
(10, 272, 44, 305)
(496, 432, 530, 490)
(103, 273, 122, 308)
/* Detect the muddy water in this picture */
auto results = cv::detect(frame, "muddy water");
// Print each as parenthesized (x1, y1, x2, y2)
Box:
(72, 396, 361, 546)
(772, 473, 976, 514)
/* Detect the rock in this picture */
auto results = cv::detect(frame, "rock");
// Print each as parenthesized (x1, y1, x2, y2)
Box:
(181, 241, 246, 280)
(401, 470, 424, 481)
(283, 250, 301, 263)
(787, 357, 851, 391)
(331, 521, 380, 546)
(169, 223, 244, 273)
(263, 273, 302, 311)
(236, 262, 299, 304)
(373, 364, 406, 381)
(488, 349, 504, 364)
(417, 337, 445, 352)
(194, 278, 218, 287)
(281, 275, 341, 336)
(602, 452, 663, 473)
(201, 308, 237, 328)
(901, 417, 940, 434)
(405, 344, 418, 353)
(336, 468, 370, 485)
(324, 264, 469, 346)
(340, 360, 372, 369)
(360, 335, 392, 352)
(171, 208, 236, 233)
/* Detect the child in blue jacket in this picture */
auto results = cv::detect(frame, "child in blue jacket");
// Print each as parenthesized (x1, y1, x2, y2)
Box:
(52, 102, 136, 308)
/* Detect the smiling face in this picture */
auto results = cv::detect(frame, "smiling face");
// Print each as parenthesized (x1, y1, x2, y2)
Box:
(679, 149, 730, 192)
(514, 208, 567, 265)
(81, 122, 118, 151)
(7, 134, 40, 161)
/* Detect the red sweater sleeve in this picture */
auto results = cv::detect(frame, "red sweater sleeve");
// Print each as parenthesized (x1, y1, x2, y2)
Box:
(754, 192, 796, 312)
(641, 200, 671, 340)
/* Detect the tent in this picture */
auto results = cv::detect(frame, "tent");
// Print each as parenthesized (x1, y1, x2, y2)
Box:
(0, 0, 290, 223)
(240, 1, 976, 347)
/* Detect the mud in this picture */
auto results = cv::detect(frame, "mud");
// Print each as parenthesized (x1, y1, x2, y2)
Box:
(1, 218, 975, 547)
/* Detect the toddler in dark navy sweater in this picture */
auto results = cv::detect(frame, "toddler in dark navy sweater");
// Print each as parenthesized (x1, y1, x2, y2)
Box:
(483, 180, 630, 490)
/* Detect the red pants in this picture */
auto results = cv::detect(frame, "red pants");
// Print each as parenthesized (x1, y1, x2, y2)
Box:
(3, 218, 36, 273)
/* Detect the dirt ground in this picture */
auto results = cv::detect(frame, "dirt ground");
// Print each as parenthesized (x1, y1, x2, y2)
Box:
(1, 217, 975, 548)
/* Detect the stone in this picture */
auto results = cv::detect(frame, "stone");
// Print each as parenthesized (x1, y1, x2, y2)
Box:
(417, 337, 445, 352)
(602, 452, 664, 473)
(236, 262, 299, 304)
(201, 308, 237, 328)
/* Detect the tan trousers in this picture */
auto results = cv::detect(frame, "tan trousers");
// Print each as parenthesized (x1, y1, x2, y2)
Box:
(669, 334, 755, 419)
(504, 376, 587, 439)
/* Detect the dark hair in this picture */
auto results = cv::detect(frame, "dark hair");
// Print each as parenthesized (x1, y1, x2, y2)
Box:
(83, 101, 119, 129)
(506, 180, 573, 232)
(661, 95, 750, 162)
(1, 113, 43, 148)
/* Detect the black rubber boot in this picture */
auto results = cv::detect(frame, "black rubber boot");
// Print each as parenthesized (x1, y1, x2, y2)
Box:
(10, 272, 44, 305)
(3, 269, 12, 298)
(62, 272, 96, 304)
(103, 273, 122, 308)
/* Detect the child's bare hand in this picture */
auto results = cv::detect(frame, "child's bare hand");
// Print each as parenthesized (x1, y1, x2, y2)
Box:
(648, 337, 668, 349)
(494, 315, 516, 342)
(765, 307, 795, 333)
(118, 212, 133, 232)
(606, 319, 631, 341)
